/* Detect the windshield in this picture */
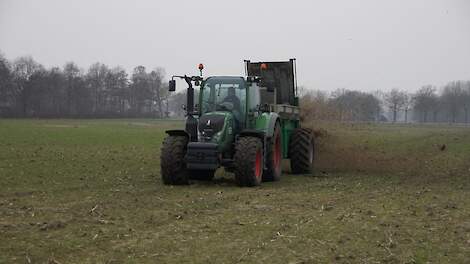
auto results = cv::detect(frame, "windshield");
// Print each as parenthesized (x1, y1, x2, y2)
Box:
(200, 78, 246, 116)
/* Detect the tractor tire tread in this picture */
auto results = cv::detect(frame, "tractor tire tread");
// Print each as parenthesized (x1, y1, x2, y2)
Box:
(234, 137, 262, 187)
(289, 128, 314, 174)
(160, 135, 189, 185)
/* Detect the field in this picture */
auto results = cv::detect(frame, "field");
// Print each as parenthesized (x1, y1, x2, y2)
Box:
(1, 119, 470, 264)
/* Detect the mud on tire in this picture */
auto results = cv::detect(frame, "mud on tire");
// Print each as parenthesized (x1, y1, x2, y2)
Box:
(289, 128, 314, 174)
(234, 137, 263, 187)
(160, 135, 189, 185)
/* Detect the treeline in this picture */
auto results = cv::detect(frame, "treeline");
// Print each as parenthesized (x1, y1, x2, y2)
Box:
(301, 82, 470, 124)
(1, 52, 469, 122)
(0, 53, 172, 118)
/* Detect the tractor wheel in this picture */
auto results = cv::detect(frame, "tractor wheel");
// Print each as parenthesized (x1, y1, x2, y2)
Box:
(263, 122, 282, 181)
(289, 128, 314, 174)
(189, 170, 215, 181)
(160, 135, 189, 185)
(234, 137, 263, 187)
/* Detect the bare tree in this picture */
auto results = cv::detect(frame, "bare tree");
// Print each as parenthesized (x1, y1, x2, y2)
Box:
(63, 62, 89, 116)
(149, 68, 167, 118)
(0, 52, 13, 114)
(47, 67, 67, 116)
(330, 88, 349, 121)
(300, 90, 331, 121)
(385, 88, 407, 122)
(328, 89, 381, 122)
(11, 56, 43, 115)
(130, 66, 152, 116)
(463, 81, 470, 124)
(413, 85, 438, 123)
(403, 93, 413, 123)
(106, 66, 129, 115)
(87, 63, 109, 115)
(441, 81, 466, 123)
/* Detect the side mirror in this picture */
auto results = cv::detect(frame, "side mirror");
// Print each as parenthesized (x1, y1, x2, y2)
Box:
(169, 80, 176, 92)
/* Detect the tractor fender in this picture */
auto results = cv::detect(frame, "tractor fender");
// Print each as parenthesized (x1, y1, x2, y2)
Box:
(265, 113, 280, 138)
(165, 130, 190, 139)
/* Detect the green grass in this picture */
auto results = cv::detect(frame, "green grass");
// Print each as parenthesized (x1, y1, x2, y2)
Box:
(1, 119, 470, 263)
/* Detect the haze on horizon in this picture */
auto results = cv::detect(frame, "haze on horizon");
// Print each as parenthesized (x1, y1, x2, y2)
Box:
(1, 0, 469, 93)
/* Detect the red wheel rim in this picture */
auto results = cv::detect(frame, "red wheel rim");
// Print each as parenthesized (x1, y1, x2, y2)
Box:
(255, 149, 262, 179)
(274, 133, 281, 170)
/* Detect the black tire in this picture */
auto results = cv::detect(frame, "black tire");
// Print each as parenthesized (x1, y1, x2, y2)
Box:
(234, 137, 263, 187)
(263, 122, 282, 181)
(189, 170, 215, 181)
(160, 135, 189, 185)
(289, 128, 314, 174)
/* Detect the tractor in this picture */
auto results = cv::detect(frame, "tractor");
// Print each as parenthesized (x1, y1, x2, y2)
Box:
(160, 59, 314, 187)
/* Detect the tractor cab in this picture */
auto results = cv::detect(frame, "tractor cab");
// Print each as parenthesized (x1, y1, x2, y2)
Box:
(200, 76, 247, 128)
(197, 76, 262, 157)
(198, 77, 250, 141)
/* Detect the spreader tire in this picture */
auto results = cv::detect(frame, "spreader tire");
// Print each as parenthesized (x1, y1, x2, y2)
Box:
(160, 135, 189, 185)
(263, 122, 282, 182)
(234, 137, 263, 187)
(289, 128, 314, 174)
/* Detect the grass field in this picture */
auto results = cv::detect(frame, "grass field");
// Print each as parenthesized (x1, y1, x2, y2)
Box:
(1, 119, 470, 263)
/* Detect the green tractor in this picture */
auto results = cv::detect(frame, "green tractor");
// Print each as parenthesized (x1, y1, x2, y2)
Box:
(161, 59, 314, 187)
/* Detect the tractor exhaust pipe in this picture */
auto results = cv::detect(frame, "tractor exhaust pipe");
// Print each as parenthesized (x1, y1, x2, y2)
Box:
(185, 76, 194, 114)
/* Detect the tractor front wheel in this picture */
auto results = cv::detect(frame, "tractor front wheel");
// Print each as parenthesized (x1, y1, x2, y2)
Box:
(289, 128, 314, 174)
(160, 135, 189, 185)
(234, 137, 263, 187)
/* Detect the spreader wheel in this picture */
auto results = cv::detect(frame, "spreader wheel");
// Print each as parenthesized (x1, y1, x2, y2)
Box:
(289, 128, 314, 174)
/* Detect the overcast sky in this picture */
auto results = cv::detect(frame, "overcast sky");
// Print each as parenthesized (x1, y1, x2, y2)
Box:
(1, 0, 469, 92)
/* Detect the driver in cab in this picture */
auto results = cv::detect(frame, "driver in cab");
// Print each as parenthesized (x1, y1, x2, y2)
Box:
(222, 87, 241, 112)
(222, 87, 241, 129)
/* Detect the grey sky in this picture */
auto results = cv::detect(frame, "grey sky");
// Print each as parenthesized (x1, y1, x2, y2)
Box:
(1, 0, 469, 92)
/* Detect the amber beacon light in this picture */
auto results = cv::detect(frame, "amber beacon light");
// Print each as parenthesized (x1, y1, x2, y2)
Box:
(198, 63, 204, 76)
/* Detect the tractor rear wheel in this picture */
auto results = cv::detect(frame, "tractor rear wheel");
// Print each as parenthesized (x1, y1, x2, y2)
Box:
(160, 135, 189, 185)
(289, 128, 314, 174)
(189, 170, 215, 181)
(234, 137, 263, 187)
(263, 122, 282, 181)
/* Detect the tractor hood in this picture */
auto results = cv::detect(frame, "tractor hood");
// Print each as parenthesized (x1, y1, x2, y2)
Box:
(198, 111, 233, 142)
